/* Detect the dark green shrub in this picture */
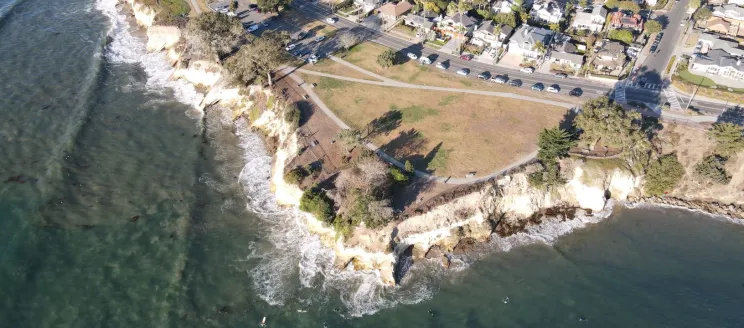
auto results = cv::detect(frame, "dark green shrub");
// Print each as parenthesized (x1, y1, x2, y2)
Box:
(644, 153, 685, 196)
(299, 187, 335, 222)
(693, 155, 731, 184)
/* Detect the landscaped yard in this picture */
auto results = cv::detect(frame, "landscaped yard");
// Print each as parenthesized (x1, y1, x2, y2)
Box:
(302, 74, 569, 177)
(673, 70, 744, 105)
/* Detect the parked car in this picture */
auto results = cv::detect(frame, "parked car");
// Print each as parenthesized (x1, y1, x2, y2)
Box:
(435, 61, 448, 70)
(308, 54, 319, 64)
(314, 36, 325, 42)
(554, 73, 568, 79)
(650, 45, 658, 52)
(247, 24, 259, 32)
(407, 52, 418, 60)
(456, 68, 470, 76)
(507, 79, 522, 87)
(490, 75, 507, 84)
(520, 67, 535, 74)
(325, 17, 337, 24)
(477, 72, 490, 80)
(459, 54, 473, 61)
(248, 3, 258, 10)
(420, 56, 432, 64)
(532, 83, 544, 91)
(569, 88, 583, 97)
(296, 31, 307, 40)
(285, 44, 297, 51)
(547, 84, 560, 93)
(291, 49, 301, 57)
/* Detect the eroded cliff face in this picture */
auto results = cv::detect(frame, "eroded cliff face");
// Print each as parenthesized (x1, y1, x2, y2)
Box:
(125, 0, 156, 27)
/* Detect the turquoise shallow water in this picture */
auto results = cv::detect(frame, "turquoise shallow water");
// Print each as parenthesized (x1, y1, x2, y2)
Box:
(1, 0, 744, 326)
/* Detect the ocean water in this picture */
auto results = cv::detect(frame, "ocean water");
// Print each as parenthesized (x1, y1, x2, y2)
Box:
(1, 0, 744, 327)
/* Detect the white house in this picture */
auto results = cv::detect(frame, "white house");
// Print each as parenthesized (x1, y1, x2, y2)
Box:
(437, 13, 477, 37)
(507, 24, 556, 59)
(645, 0, 658, 7)
(471, 20, 515, 48)
(354, 0, 383, 13)
(728, 0, 744, 5)
(571, 5, 608, 32)
(492, 0, 515, 13)
(548, 34, 584, 70)
(530, 0, 565, 24)
(691, 49, 744, 81)
(697, 33, 744, 57)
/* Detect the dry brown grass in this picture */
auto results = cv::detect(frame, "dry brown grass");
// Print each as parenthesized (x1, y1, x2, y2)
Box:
(303, 74, 568, 177)
(672, 78, 744, 106)
(658, 123, 744, 204)
(334, 42, 583, 105)
(302, 59, 380, 81)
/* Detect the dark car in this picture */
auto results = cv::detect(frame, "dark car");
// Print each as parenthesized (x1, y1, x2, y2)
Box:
(248, 3, 258, 10)
(531, 83, 544, 91)
(477, 72, 490, 80)
(459, 54, 473, 61)
(554, 73, 568, 79)
(650, 45, 658, 52)
(569, 88, 583, 97)
(507, 79, 522, 87)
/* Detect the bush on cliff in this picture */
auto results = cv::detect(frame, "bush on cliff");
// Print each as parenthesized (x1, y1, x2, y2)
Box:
(644, 153, 685, 196)
(537, 127, 575, 162)
(389, 167, 409, 184)
(694, 155, 731, 185)
(284, 103, 301, 130)
(185, 12, 244, 58)
(300, 187, 335, 222)
(283, 166, 307, 185)
(527, 160, 564, 189)
(224, 31, 290, 85)
(708, 122, 744, 156)
(141, 0, 189, 26)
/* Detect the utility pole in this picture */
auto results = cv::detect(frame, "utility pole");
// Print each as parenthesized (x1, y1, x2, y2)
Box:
(684, 77, 703, 111)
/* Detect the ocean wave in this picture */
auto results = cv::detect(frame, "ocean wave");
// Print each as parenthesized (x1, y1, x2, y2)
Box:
(94, 0, 203, 110)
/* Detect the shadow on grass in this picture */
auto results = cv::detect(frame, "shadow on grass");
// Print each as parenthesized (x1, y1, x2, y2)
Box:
(364, 109, 402, 139)
(717, 106, 744, 125)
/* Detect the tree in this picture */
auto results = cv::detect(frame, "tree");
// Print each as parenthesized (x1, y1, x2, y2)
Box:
(389, 167, 409, 183)
(335, 129, 363, 152)
(185, 12, 244, 58)
(336, 156, 391, 197)
(578, 0, 588, 8)
(346, 193, 394, 229)
(284, 102, 301, 130)
(688, 0, 701, 10)
(377, 49, 397, 68)
(537, 128, 575, 162)
(404, 160, 414, 173)
(257, 0, 291, 13)
(300, 187, 335, 222)
(694, 155, 731, 184)
(644, 20, 662, 34)
(644, 153, 685, 196)
(519, 11, 530, 24)
(229, 0, 238, 12)
(693, 7, 712, 22)
(339, 32, 360, 50)
(494, 12, 517, 28)
(533, 41, 547, 54)
(549, 23, 560, 32)
(223, 31, 290, 86)
(708, 122, 744, 155)
(604, 0, 619, 8)
(608, 29, 633, 45)
(617, 1, 640, 13)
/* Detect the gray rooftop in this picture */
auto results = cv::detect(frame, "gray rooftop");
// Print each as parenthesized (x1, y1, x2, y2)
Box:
(696, 49, 744, 72)
(698, 33, 744, 57)
(510, 24, 555, 46)
(476, 20, 514, 36)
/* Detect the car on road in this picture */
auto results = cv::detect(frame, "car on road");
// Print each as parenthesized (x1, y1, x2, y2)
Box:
(247, 24, 259, 32)
(477, 72, 490, 80)
(532, 83, 544, 91)
(456, 68, 470, 76)
(459, 54, 473, 61)
(420, 56, 432, 64)
(650, 45, 658, 53)
(547, 84, 560, 93)
(407, 52, 418, 60)
(308, 54, 319, 64)
(554, 73, 568, 79)
(314, 36, 325, 42)
(285, 44, 297, 51)
(507, 79, 522, 87)
(520, 67, 535, 74)
(490, 75, 507, 84)
(291, 49, 301, 57)
(435, 61, 448, 70)
(569, 88, 583, 97)
(325, 17, 337, 24)
(248, 4, 258, 10)
(656, 32, 663, 41)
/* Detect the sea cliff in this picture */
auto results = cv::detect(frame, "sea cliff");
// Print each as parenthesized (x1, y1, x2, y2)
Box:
(122, 0, 744, 287)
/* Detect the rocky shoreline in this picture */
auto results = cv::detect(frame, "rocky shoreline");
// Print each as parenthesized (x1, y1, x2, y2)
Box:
(627, 196, 744, 220)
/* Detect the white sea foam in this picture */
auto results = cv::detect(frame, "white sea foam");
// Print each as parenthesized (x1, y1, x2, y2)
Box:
(95, 0, 203, 110)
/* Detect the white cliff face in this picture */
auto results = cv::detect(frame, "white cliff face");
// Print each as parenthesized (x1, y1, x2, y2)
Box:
(172, 60, 223, 88)
(146, 25, 181, 52)
(126, 0, 157, 27)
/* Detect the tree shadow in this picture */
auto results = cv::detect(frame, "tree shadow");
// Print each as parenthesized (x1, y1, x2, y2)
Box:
(422, 142, 443, 174)
(380, 128, 428, 162)
(717, 106, 744, 125)
(365, 110, 402, 139)
(656, 15, 670, 29)
(391, 175, 436, 211)
(559, 108, 578, 131)
(294, 100, 313, 126)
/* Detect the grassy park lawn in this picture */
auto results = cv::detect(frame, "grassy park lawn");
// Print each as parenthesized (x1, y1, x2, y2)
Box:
(303, 74, 568, 177)
(673, 70, 744, 105)
(301, 59, 381, 81)
(330, 42, 582, 104)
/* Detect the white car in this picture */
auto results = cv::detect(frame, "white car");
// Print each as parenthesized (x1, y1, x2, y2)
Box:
(308, 54, 319, 64)
(285, 44, 296, 51)
(314, 36, 325, 42)
(325, 17, 337, 24)
(407, 52, 418, 60)
(247, 24, 259, 32)
(435, 62, 448, 70)
(419, 56, 431, 64)
(456, 68, 470, 76)
(490, 76, 507, 84)
(547, 85, 559, 93)
(520, 67, 535, 74)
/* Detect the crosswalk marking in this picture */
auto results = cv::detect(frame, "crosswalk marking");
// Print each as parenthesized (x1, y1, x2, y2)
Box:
(663, 87, 682, 110)
(626, 82, 661, 90)
(614, 82, 627, 104)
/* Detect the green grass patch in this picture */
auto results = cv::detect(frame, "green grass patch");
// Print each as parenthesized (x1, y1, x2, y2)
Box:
(318, 77, 346, 89)
(427, 148, 451, 172)
(438, 94, 463, 106)
(678, 70, 716, 87)
(391, 105, 440, 123)
(665, 55, 676, 75)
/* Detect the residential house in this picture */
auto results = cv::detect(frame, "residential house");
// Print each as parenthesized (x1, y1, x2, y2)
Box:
(690, 49, 744, 81)
(548, 35, 584, 70)
(708, 0, 726, 4)
(404, 11, 437, 31)
(609, 12, 644, 32)
(530, 0, 565, 24)
(705, 17, 732, 35)
(729, 0, 744, 5)
(507, 24, 556, 60)
(377, 1, 413, 22)
(471, 20, 515, 48)
(696, 33, 744, 57)
(645, 0, 657, 7)
(437, 13, 477, 37)
(710, 4, 744, 36)
(355, 0, 383, 13)
(492, 0, 515, 13)
(592, 40, 627, 75)
(571, 5, 608, 33)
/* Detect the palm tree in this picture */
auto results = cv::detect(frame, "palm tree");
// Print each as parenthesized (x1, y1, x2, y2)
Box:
(534, 41, 547, 55)
(549, 23, 560, 32)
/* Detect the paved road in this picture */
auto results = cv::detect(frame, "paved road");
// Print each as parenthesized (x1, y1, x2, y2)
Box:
(637, 0, 690, 86)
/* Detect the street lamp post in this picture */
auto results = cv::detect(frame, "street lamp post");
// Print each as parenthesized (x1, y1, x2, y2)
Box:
(684, 76, 703, 111)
